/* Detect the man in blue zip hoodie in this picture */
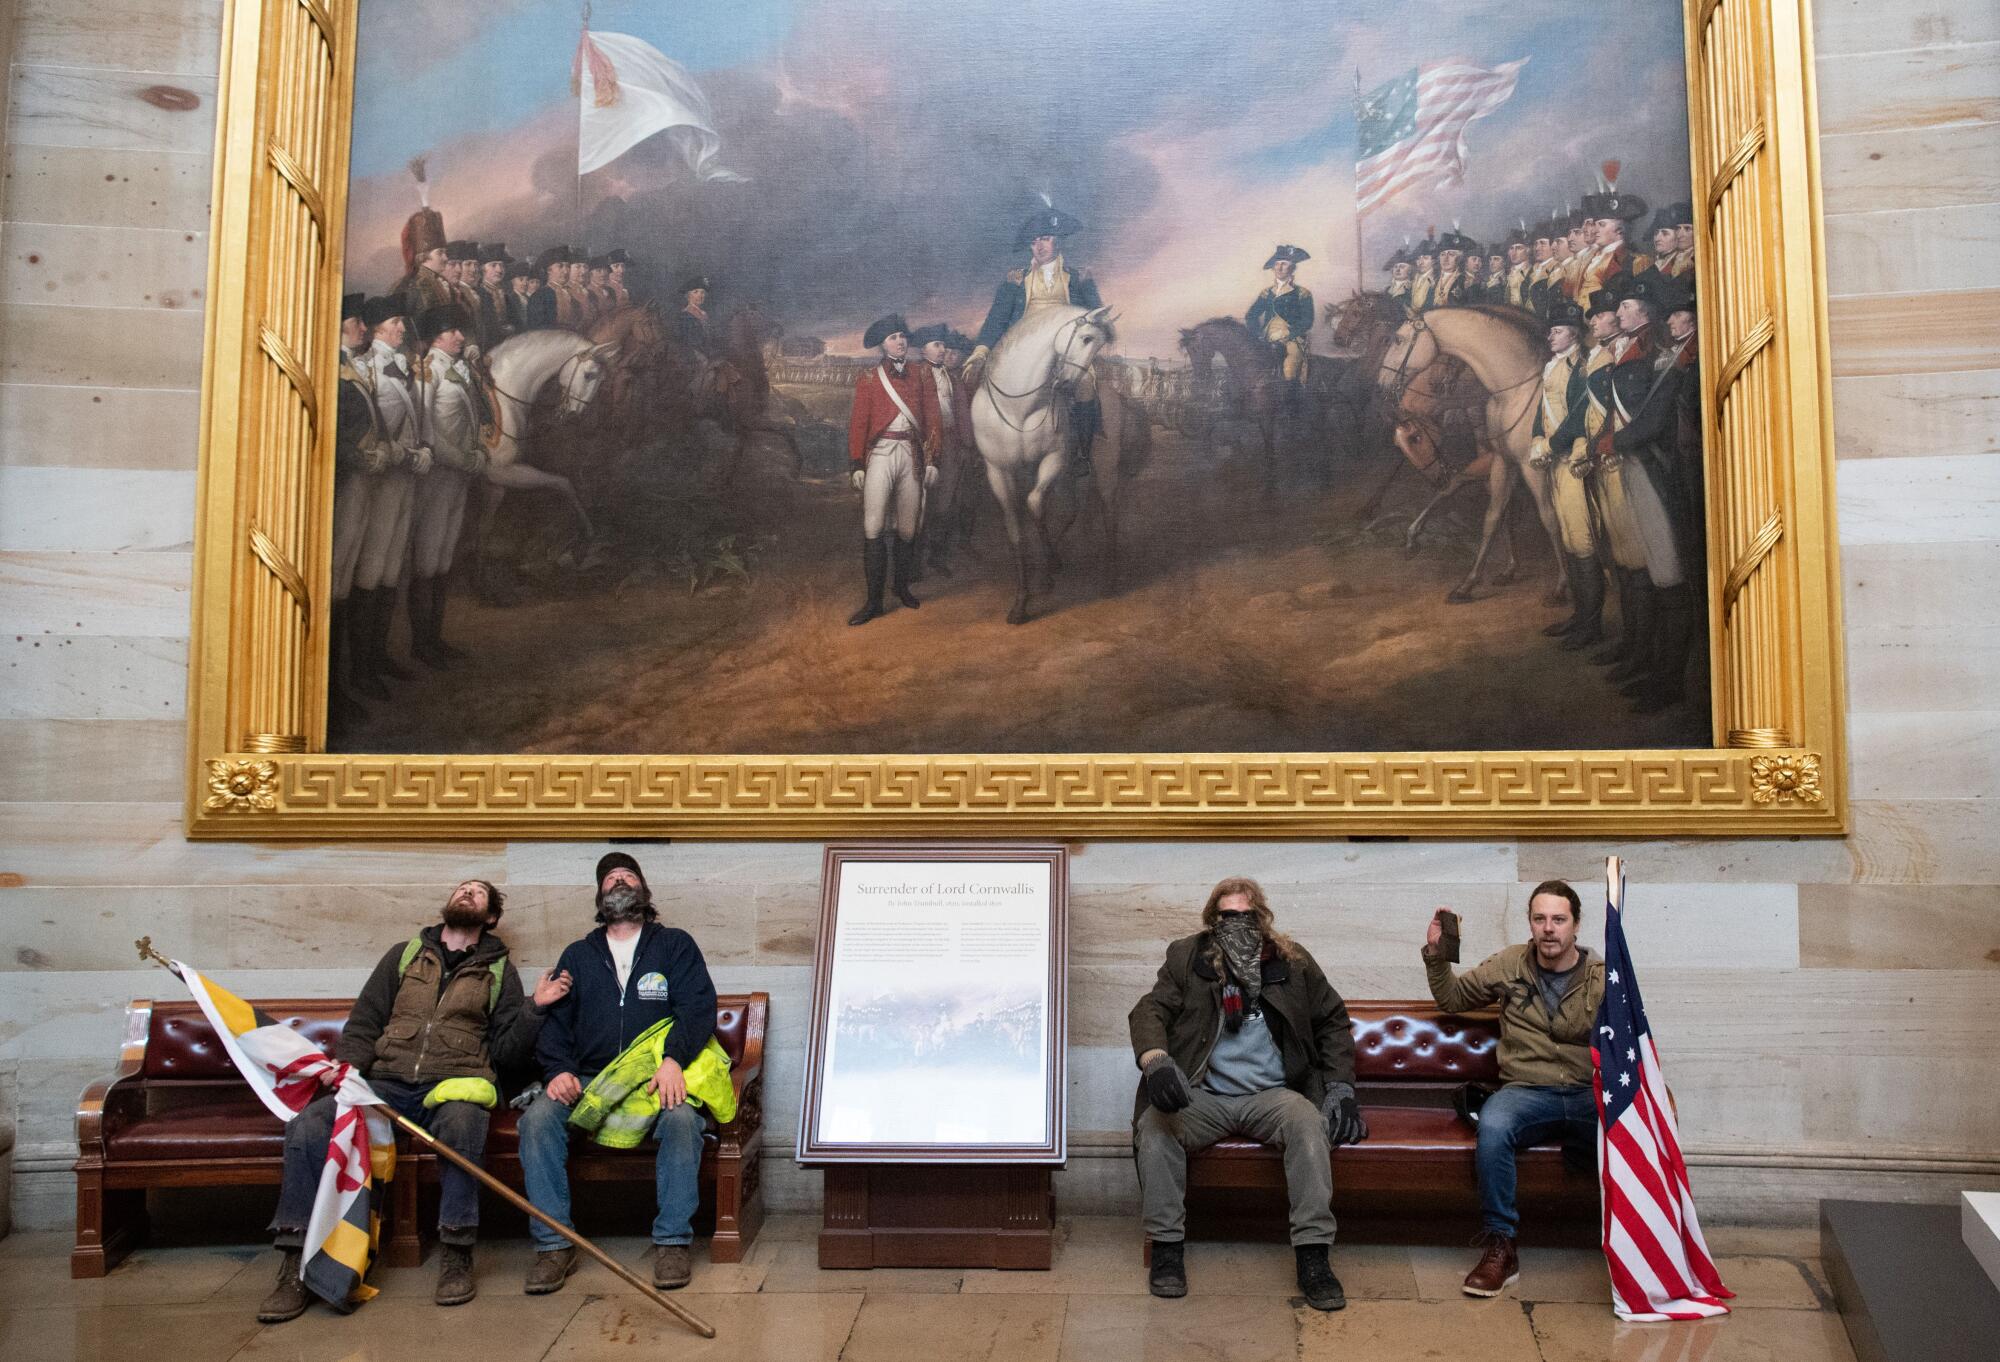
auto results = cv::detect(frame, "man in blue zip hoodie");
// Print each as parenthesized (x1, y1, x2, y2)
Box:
(519, 852, 718, 1294)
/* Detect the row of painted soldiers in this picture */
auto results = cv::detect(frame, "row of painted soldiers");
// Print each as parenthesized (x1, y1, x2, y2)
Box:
(1383, 191, 1696, 323)
(390, 205, 641, 354)
(329, 291, 494, 723)
(1529, 272, 1703, 713)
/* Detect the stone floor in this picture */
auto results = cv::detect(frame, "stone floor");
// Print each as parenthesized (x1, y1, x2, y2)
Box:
(0, 1217, 1856, 1361)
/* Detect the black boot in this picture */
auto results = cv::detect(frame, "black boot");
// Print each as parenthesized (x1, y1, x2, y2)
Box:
(1295, 1243, 1347, 1312)
(1068, 399, 1098, 479)
(1631, 591, 1696, 713)
(1543, 554, 1604, 643)
(1590, 569, 1642, 668)
(373, 586, 416, 681)
(408, 577, 450, 671)
(1148, 1239, 1187, 1299)
(1557, 555, 1607, 649)
(350, 587, 393, 696)
(891, 536, 921, 609)
(848, 539, 888, 626)
(327, 600, 373, 714)
(426, 576, 470, 665)
(1606, 578, 1658, 683)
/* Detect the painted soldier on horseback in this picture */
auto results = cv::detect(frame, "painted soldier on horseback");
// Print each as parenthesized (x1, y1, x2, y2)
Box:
(965, 203, 1105, 476)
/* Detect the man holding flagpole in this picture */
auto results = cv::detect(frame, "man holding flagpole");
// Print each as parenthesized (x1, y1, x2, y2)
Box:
(1421, 879, 1603, 1297)
(257, 879, 569, 1320)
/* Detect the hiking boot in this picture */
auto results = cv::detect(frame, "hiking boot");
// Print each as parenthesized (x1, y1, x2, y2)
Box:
(1147, 1239, 1187, 1298)
(523, 1247, 577, 1295)
(653, 1244, 692, 1290)
(256, 1249, 309, 1323)
(1462, 1231, 1519, 1297)
(434, 1243, 476, 1307)
(1294, 1243, 1347, 1312)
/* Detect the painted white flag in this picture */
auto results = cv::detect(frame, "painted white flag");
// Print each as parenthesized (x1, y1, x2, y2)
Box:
(574, 27, 747, 182)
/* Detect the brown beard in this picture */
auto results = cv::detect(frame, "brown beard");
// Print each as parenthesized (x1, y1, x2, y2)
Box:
(442, 898, 488, 931)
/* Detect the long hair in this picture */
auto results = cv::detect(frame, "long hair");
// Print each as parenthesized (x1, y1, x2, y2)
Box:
(1199, 876, 1300, 961)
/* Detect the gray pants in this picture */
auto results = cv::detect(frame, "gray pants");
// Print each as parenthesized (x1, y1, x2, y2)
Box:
(354, 468, 415, 591)
(1134, 1085, 1337, 1247)
(410, 465, 471, 579)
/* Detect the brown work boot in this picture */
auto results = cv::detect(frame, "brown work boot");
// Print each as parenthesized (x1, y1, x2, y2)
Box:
(652, 1244, 693, 1290)
(1462, 1230, 1520, 1297)
(256, 1249, 309, 1323)
(523, 1246, 578, 1295)
(434, 1243, 476, 1306)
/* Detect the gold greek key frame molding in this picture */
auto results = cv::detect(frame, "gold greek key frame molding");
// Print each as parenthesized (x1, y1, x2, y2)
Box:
(184, 0, 1848, 840)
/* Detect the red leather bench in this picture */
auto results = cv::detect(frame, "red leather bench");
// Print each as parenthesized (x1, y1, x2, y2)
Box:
(72, 992, 768, 1277)
(1172, 1000, 1598, 1247)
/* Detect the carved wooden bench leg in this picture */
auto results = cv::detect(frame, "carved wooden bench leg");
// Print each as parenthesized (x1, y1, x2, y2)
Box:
(381, 1159, 426, 1268)
(72, 1169, 149, 1278)
(709, 1153, 745, 1263)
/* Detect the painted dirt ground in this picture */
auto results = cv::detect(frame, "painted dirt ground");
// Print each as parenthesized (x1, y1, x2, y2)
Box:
(331, 403, 1711, 756)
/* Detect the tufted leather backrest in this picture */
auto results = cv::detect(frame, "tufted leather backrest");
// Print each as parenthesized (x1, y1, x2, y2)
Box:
(137, 993, 766, 1078)
(1348, 1002, 1500, 1084)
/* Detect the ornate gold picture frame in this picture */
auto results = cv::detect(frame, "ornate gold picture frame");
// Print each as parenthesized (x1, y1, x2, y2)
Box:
(185, 0, 1845, 840)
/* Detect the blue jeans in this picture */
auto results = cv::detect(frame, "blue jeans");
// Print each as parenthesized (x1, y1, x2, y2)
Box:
(517, 1089, 706, 1250)
(1475, 1083, 1594, 1238)
(270, 1077, 489, 1247)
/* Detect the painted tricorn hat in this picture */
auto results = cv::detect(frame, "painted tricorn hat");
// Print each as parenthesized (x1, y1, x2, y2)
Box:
(1264, 244, 1310, 269)
(1015, 205, 1084, 249)
(416, 302, 475, 343)
(862, 313, 911, 349)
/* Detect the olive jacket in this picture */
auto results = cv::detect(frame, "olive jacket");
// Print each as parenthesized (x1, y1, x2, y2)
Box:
(1423, 943, 1604, 1088)
(1128, 931, 1357, 1122)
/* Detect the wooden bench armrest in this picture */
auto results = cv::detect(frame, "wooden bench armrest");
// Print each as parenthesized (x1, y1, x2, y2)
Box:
(75, 999, 154, 1158)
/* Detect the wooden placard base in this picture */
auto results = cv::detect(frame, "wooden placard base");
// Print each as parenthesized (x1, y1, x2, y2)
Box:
(817, 1163, 1055, 1269)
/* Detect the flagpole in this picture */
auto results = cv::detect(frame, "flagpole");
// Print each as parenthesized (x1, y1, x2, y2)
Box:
(1353, 67, 1366, 295)
(135, 939, 718, 1340)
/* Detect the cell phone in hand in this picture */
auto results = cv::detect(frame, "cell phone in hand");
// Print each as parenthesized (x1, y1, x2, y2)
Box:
(1435, 909, 1461, 963)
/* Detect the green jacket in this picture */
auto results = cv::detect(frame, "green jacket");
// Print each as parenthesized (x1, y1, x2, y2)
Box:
(1128, 931, 1356, 1121)
(1424, 943, 1604, 1088)
(338, 926, 542, 1088)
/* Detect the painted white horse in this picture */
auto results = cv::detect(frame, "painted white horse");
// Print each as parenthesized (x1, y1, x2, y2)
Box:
(1374, 306, 1564, 603)
(969, 303, 1118, 625)
(472, 329, 615, 575)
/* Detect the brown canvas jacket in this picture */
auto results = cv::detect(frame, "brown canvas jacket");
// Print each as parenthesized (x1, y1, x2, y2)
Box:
(341, 926, 541, 1087)
(1424, 942, 1604, 1088)
(1128, 931, 1356, 1121)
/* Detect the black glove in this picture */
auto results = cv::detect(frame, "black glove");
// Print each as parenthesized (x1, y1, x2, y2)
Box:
(1322, 1082, 1368, 1147)
(1142, 1054, 1192, 1113)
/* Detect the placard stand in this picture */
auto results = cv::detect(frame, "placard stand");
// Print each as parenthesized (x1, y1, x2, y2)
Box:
(797, 844, 1070, 1271)
(817, 1163, 1055, 1268)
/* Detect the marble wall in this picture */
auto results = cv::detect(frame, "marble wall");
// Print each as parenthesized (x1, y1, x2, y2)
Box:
(2, 0, 1997, 1232)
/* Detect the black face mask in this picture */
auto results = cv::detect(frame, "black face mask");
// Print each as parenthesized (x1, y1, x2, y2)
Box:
(597, 883, 649, 924)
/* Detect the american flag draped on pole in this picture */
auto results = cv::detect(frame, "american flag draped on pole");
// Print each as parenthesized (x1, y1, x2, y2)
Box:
(1592, 860, 1734, 1322)
(1354, 58, 1527, 215)
(171, 962, 396, 1307)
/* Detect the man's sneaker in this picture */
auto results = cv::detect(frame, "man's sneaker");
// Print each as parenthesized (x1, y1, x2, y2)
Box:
(523, 1246, 577, 1295)
(1147, 1239, 1187, 1298)
(653, 1244, 693, 1290)
(256, 1249, 309, 1323)
(434, 1243, 476, 1307)
(1294, 1243, 1347, 1311)
(1462, 1231, 1520, 1297)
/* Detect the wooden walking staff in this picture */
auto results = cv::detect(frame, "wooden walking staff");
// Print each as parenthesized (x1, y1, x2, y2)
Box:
(134, 939, 716, 1339)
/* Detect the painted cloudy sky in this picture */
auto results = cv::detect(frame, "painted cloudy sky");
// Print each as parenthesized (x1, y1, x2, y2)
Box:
(343, 0, 1693, 356)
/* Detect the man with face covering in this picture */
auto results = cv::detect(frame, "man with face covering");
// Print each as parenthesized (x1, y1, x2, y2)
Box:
(518, 853, 719, 1294)
(256, 880, 570, 1321)
(1128, 877, 1365, 1309)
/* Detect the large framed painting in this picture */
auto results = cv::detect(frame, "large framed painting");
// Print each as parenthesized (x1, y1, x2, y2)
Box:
(186, 0, 1846, 838)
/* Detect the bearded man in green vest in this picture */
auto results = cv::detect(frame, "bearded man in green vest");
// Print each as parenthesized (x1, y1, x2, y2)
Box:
(256, 879, 572, 1323)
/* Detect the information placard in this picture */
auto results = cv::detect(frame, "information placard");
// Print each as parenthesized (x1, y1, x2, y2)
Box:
(798, 844, 1068, 1163)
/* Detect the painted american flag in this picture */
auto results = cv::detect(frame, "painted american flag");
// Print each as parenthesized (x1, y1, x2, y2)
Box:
(1354, 59, 1527, 215)
(1593, 858, 1735, 1322)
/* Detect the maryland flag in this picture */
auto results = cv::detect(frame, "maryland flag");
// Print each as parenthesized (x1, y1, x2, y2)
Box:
(170, 961, 396, 1307)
